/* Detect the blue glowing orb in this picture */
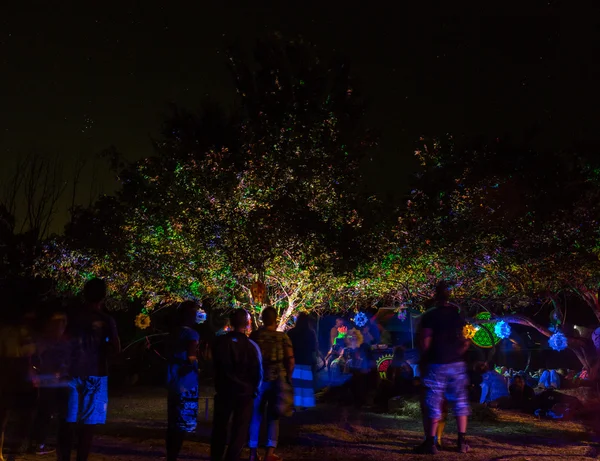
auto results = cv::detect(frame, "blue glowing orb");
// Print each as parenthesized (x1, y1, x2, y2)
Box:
(353, 312, 368, 328)
(548, 332, 568, 352)
(494, 320, 511, 339)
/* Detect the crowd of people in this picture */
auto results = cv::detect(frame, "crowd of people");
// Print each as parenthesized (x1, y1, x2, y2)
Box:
(0, 277, 592, 460)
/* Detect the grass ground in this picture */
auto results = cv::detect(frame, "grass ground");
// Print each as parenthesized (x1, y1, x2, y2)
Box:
(13, 387, 600, 460)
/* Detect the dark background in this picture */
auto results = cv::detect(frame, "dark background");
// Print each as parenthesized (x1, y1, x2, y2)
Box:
(3, 1, 600, 231)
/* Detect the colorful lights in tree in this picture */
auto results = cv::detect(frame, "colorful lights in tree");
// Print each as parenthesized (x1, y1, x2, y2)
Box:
(494, 320, 511, 339)
(548, 332, 568, 352)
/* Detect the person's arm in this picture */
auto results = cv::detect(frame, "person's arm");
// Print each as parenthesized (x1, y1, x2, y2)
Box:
(108, 316, 121, 356)
(283, 333, 295, 380)
(420, 328, 433, 353)
(249, 339, 263, 394)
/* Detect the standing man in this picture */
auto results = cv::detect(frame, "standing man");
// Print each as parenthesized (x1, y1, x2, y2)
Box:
(415, 282, 470, 455)
(211, 309, 262, 461)
(249, 307, 295, 461)
(58, 278, 120, 461)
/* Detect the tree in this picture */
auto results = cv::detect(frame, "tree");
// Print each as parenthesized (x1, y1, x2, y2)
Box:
(380, 135, 600, 369)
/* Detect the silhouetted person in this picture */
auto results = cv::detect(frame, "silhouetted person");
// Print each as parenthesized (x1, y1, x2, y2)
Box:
(165, 301, 200, 461)
(287, 313, 317, 409)
(57, 278, 120, 461)
(249, 307, 295, 461)
(415, 282, 470, 455)
(0, 304, 37, 458)
(30, 302, 71, 455)
(330, 318, 344, 347)
(211, 309, 262, 461)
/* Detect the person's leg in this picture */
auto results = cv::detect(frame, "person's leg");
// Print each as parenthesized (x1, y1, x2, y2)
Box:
(436, 400, 448, 447)
(264, 383, 281, 459)
(31, 388, 56, 450)
(447, 363, 471, 453)
(210, 393, 233, 461)
(249, 383, 267, 459)
(224, 396, 254, 461)
(76, 425, 95, 461)
(166, 428, 185, 461)
(76, 377, 108, 461)
(414, 365, 443, 454)
(57, 421, 75, 461)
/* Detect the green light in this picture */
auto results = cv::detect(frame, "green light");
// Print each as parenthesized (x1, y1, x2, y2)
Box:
(471, 312, 501, 348)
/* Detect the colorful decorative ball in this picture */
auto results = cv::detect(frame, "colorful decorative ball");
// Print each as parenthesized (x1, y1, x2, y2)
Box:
(471, 312, 501, 348)
(397, 310, 407, 322)
(463, 324, 477, 340)
(548, 332, 568, 352)
(494, 320, 511, 339)
(135, 313, 151, 330)
(354, 312, 368, 328)
(196, 309, 207, 324)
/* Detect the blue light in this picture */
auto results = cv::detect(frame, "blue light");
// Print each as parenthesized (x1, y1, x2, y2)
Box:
(354, 312, 368, 328)
(548, 332, 568, 352)
(494, 320, 511, 339)
(196, 309, 207, 324)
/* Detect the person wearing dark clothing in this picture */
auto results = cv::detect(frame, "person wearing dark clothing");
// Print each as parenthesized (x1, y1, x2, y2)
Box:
(287, 313, 318, 409)
(165, 301, 200, 461)
(210, 309, 262, 461)
(30, 305, 71, 455)
(415, 282, 470, 455)
(57, 278, 120, 461)
(0, 307, 37, 458)
(508, 375, 535, 412)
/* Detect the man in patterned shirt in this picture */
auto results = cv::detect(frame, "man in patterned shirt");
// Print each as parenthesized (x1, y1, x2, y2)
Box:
(249, 307, 295, 461)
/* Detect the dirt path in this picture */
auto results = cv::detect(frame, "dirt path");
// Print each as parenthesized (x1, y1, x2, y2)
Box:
(15, 387, 599, 460)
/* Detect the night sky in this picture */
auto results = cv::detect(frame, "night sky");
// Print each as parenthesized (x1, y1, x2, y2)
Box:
(3, 2, 600, 230)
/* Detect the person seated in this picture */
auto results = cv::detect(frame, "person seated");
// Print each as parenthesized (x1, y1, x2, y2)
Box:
(480, 364, 509, 405)
(387, 346, 414, 395)
(538, 369, 561, 389)
(508, 375, 535, 412)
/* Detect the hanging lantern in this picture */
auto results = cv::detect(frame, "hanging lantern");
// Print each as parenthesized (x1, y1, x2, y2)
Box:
(135, 313, 151, 330)
(471, 312, 501, 348)
(548, 332, 568, 351)
(353, 312, 368, 328)
(196, 309, 207, 324)
(250, 281, 267, 304)
(494, 320, 511, 339)
(463, 324, 477, 340)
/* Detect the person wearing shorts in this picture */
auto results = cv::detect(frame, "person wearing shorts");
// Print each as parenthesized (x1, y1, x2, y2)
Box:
(57, 278, 120, 461)
(414, 282, 471, 455)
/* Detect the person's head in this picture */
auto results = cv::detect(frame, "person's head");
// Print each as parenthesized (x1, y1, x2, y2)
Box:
(434, 281, 450, 304)
(178, 301, 199, 327)
(393, 346, 406, 362)
(40, 300, 68, 339)
(335, 318, 344, 328)
(230, 308, 251, 333)
(295, 312, 310, 330)
(512, 375, 525, 390)
(261, 307, 278, 328)
(84, 278, 106, 307)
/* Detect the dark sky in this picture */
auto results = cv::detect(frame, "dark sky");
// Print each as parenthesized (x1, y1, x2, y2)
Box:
(2, 2, 600, 231)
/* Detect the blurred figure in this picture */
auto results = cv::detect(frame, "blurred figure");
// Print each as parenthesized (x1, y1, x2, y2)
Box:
(414, 282, 471, 455)
(480, 364, 509, 404)
(165, 301, 200, 461)
(210, 309, 262, 461)
(287, 313, 317, 409)
(57, 278, 120, 461)
(330, 318, 344, 347)
(30, 301, 71, 455)
(0, 304, 37, 459)
(361, 325, 375, 346)
(249, 308, 295, 461)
